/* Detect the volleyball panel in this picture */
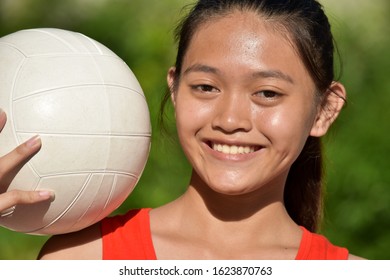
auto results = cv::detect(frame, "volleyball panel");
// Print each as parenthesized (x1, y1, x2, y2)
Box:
(13, 86, 112, 134)
(15, 133, 149, 177)
(0, 28, 117, 57)
(13, 86, 150, 135)
(13, 54, 143, 100)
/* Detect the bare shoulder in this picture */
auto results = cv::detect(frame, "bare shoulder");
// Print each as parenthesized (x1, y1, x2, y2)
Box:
(348, 253, 366, 260)
(38, 222, 102, 260)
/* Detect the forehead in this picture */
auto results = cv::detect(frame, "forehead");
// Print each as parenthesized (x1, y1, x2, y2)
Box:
(182, 11, 310, 83)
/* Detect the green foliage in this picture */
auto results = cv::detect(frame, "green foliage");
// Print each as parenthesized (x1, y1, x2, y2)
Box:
(0, 0, 388, 259)
(320, 0, 390, 259)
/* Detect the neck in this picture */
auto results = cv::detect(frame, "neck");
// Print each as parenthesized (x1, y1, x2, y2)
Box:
(173, 170, 297, 236)
(188, 170, 286, 220)
(150, 170, 302, 259)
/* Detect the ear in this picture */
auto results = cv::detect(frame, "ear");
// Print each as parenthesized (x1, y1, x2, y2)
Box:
(167, 67, 177, 107)
(310, 82, 347, 137)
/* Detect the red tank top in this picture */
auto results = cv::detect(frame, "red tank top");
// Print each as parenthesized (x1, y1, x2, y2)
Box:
(101, 208, 349, 260)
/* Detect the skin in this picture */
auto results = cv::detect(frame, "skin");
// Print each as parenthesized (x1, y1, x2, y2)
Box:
(38, 11, 363, 259)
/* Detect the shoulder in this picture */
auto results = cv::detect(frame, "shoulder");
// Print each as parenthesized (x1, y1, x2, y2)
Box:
(348, 254, 366, 260)
(39, 209, 151, 260)
(38, 222, 102, 260)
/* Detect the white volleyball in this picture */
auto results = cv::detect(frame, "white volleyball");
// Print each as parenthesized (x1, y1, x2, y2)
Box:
(0, 28, 151, 235)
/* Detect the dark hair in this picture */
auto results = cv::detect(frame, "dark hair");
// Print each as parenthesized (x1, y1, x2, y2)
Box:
(161, 0, 340, 232)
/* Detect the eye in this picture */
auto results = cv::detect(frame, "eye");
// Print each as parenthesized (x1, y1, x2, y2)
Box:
(191, 84, 218, 93)
(254, 90, 280, 99)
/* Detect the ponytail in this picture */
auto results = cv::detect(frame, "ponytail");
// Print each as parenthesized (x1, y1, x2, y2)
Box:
(284, 136, 324, 232)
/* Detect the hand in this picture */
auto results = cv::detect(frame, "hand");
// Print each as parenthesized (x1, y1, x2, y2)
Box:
(0, 109, 53, 214)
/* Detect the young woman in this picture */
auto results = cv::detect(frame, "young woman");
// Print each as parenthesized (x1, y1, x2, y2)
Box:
(10, 0, 365, 259)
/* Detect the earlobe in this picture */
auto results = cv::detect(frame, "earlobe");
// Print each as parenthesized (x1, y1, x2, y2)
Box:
(167, 67, 177, 107)
(310, 82, 347, 137)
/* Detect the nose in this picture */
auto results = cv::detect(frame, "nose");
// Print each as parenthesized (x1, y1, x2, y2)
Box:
(211, 93, 252, 134)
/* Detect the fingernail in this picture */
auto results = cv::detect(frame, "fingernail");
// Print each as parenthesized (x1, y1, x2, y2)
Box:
(39, 190, 55, 200)
(26, 135, 41, 148)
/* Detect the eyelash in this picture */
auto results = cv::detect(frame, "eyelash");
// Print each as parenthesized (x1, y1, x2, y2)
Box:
(190, 84, 218, 93)
(253, 90, 281, 99)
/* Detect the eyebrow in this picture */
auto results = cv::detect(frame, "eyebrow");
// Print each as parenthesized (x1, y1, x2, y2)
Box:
(183, 63, 294, 84)
(183, 64, 220, 75)
(252, 69, 294, 84)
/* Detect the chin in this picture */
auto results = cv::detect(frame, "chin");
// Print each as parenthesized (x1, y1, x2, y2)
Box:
(208, 182, 257, 196)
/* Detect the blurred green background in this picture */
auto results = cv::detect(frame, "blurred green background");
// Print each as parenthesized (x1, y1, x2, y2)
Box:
(0, 0, 388, 259)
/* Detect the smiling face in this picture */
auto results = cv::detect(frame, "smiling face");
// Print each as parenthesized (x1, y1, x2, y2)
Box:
(168, 11, 328, 196)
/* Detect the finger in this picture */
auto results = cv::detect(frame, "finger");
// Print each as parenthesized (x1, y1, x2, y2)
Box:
(0, 109, 6, 132)
(0, 189, 53, 213)
(0, 135, 42, 176)
(0, 135, 42, 191)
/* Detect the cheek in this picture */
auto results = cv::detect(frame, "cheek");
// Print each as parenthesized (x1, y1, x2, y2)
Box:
(257, 106, 316, 151)
(174, 97, 211, 140)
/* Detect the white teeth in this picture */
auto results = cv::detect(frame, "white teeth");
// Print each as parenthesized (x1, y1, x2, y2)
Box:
(212, 143, 255, 155)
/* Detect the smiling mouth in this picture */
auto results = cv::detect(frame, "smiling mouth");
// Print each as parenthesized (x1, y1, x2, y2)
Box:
(211, 143, 259, 155)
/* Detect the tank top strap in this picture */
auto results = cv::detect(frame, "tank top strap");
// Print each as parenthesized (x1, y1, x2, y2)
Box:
(295, 226, 349, 260)
(101, 208, 157, 260)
